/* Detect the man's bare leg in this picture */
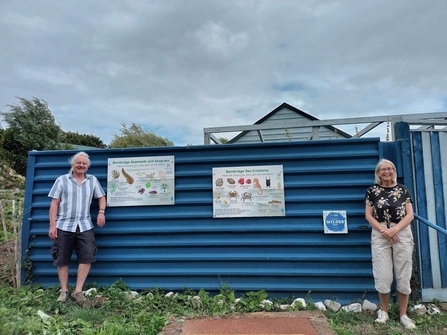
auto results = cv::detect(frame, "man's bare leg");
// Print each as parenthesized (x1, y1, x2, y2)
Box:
(74, 263, 91, 293)
(57, 265, 69, 292)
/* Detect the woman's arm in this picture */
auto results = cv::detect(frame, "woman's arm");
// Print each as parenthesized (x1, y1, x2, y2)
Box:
(365, 204, 383, 232)
(393, 202, 414, 232)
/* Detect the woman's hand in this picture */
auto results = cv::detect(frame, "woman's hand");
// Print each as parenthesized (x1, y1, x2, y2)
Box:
(381, 227, 399, 243)
(387, 235, 399, 243)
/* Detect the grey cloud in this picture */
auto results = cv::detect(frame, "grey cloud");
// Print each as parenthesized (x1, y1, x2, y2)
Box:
(1, 0, 446, 145)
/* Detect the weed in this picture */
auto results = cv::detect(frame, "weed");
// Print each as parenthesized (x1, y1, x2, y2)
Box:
(0, 281, 446, 335)
(236, 289, 270, 312)
(68, 305, 108, 324)
(110, 278, 129, 291)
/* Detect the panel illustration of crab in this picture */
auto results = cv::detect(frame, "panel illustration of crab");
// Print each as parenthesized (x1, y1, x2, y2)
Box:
(227, 190, 239, 201)
(241, 192, 254, 202)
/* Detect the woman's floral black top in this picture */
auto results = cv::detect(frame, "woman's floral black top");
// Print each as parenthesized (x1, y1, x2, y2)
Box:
(364, 184, 413, 224)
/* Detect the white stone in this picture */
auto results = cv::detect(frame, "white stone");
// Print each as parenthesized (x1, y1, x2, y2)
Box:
(314, 302, 326, 310)
(362, 299, 377, 311)
(165, 292, 175, 298)
(427, 304, 441, 315)
(84, 288, 97, 296)
(291, 298, 307, 308)
(128, 291, 139, 298)
(260, 299, 273, 308)
(342, 303, 362, 313)
(146, 292, 154, 299)
(214, 294, 225, 305)
(120, 291, 139, 299)
(191, 295, 202, 307)
(412, 304, 427, 315)
(279, 304, 291, 310)
(324, 299, 341, 312)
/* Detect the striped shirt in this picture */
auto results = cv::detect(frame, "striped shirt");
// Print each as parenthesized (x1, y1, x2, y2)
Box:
(48, 173, 106, 232)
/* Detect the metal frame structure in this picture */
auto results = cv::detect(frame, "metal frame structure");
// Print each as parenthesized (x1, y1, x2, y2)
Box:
(204, 112, 447, 144)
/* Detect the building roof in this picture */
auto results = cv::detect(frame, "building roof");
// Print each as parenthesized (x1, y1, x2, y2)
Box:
(228, 102, 351, 143)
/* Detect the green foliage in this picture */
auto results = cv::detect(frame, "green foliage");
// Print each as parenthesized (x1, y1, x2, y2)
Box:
(2, 97, 63, 151)
(67, 305, 108, 324)
(0, 282, 446, 335)
(236, 289, 270, 312)
(1, 97, 63, 175)
(63, 131, 106, 148)
(0, 128, 29, 176)
(109, 122, 174, 148)
(110, 278, 129, 291)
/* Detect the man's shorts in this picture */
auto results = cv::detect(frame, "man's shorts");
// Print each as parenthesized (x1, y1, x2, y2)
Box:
(52, 227, 97, 266)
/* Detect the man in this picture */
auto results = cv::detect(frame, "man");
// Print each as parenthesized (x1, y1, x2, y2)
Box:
(48, 151, 106, 302)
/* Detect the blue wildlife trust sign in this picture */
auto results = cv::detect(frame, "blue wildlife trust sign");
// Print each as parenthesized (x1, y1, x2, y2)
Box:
(323, 210, 348, 234)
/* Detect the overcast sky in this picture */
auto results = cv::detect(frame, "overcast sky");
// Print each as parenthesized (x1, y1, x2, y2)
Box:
(1, 0, 446, 146)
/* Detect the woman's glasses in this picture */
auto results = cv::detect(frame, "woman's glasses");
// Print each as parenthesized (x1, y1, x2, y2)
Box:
(379, 167, 394, 172)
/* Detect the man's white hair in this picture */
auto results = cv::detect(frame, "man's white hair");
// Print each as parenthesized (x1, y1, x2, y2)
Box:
(69, 151, 91, 173)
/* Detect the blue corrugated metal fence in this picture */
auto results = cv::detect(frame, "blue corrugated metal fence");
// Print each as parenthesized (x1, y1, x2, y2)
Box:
(23, 138, 392, 303)
(411, 130, 447, 302)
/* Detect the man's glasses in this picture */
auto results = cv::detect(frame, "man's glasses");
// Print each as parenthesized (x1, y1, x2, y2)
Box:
(379, 167, 394, 172)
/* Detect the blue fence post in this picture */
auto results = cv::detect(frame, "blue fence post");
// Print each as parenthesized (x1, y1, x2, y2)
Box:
(394, 121, 421, 301)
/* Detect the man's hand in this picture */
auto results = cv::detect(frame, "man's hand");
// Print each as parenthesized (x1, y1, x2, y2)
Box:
(97, 213, 105, 227)
(48, 226, 57, 240)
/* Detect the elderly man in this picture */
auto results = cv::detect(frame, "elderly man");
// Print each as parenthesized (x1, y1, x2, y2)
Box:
(48, 151, 106, 302)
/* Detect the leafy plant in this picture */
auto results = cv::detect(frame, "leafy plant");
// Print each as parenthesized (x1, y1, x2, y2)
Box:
(68, 305, 108, 324)
(109, 122, 174, 148)
(236, 290, 269, 312)
(0, 280, 447, 335)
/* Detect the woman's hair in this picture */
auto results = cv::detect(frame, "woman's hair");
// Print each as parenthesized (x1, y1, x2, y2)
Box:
(69, 151, 91, 173)
(375, 158, 397, 185)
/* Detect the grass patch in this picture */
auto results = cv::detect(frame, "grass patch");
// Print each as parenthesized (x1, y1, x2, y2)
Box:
(0, 282, 446, 334)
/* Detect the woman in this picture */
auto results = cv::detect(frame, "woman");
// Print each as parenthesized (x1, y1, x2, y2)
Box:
(364, 159, 416, 330)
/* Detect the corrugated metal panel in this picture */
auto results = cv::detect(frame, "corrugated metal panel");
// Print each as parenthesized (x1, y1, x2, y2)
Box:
(411, 130, 447, 301)
(23, 139, 382, 303)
